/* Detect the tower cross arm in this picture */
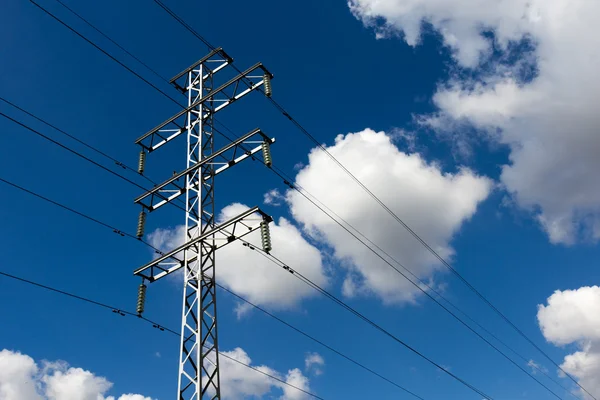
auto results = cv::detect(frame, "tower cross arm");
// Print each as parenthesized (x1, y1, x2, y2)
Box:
(135, 63, 274, 153)
(133, 206, 272, 282)
(134, 128, 275, 212)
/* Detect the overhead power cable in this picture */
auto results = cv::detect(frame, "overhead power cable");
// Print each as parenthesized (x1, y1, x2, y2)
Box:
(53, 0, 169, 85)
(235, 240, 493, 400)
(0, 110, 147, 193)
(25, 3, 577, 398)
(216, 283, 426, 400)
(29, 0, 182, 108)
(0, 110, 188, 215)
(0, 175, 426, 400)
(0, 270, 323, 400)
(210, 125, 573, 399)
(2, 97, 564, 398)
(0, 96, 155, 185)
(3, 64, 565, 398)
(149, 2, 594, 397)
(0, 177, 163, 255)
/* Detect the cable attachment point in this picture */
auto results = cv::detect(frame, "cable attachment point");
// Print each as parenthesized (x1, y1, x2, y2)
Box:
(136, 209, 146, 238)
(261, 141, 272, 167)
(263, 73, 273, 97)
(138, 150, 146, 174)
(136, 282, 147, 315)
(260, 221, 272, 253)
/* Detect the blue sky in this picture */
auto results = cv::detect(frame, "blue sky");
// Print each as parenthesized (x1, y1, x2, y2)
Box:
(1, 0, 600, 399)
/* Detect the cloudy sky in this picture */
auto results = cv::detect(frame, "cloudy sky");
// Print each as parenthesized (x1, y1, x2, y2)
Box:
(1, 0, 599, 399)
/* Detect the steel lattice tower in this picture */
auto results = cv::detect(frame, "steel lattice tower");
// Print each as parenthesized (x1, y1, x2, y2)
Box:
(132, 48, 275, 399)
(179, 60, 220, 398)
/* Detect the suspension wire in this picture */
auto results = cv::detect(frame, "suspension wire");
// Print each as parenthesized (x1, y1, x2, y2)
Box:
(250, 170, 565, 398)
(0, 110, 188, 214)
(148, 3, 594, 397)
(29, 0, 183, 108)
(0, 111, 555, 399)
(0, 270, 323, 400)
(216, 283, 426, 400)
(0, 177, 423, 399)
(24, 2, 576, 398)
(0, 96, 155, 185)
(53, 0, 170, 85)
(0, 110, 147, 193)
(0, 176, 163, 255)
(237, 241, 494, 400)
(210, 124, 574, 398)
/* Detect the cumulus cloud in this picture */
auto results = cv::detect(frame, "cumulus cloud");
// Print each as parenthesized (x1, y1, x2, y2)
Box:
(349, 0, 600, 244)
(0, 349, 152, 400)
(287, 129, 491, 304)
(305, 353, 325, 376)
(206, 347, 312, 400)
(537, 286, 600, 398)
(264, 189, 285, 206)
(148, 203, 328, 316)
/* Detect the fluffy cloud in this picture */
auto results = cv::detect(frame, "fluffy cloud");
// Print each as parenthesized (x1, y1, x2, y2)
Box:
(287, 129, 491, 304)
(304, 353, 325, 376)
(349, 0, 600, 244)
(206, 347, 312, 400)
(148, 203, 328, 316)
(0, 350, 152, 400)
(264, 189, 285, 206)
(0, 350, 41, 400)
(537, 286, 600, 398)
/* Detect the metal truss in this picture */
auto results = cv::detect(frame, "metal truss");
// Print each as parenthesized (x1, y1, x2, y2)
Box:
(134, 128, 275, 213)
(133, 206, 272, 282)
(133, 47, 274, 400)
(135, 63, 273, 153)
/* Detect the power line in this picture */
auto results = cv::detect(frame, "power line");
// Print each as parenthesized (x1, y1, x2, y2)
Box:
(210, 124, 574, 399)
(0, 110, 148, 192)
(0, 270, 323, 400)
(3, 106, 563, 398)
(23, 3, 577, 397)
(0, 177, 424, 399)
(149, 3, 593, 397)
(29, 0, 183, 108)
(216, 283, 426, 400)
(0, 110, 188, 214)
(236, 241, 494, 400)
(0, 176, 164, 255)
(0, 96, 154, 185)
(53, 0, 170, 85)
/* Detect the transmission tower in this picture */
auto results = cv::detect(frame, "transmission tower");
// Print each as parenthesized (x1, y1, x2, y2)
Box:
(132, 47, 276, 399)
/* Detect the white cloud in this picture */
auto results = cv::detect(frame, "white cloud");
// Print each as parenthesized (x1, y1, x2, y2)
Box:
(538, 286, 600, 346)
(113, 396, 153, 400)
(349, 0, 600, 244)
(0, 350, 41, 400)
(527, 359, 548, 375)
(148, 203, 329, 316)
(264, 189, 285, 206)
(0, 350, 152, 400)
(43, 365, 112, 400)
(279, 369, 311, 400)
(537, 286, 600, 398)
(206, 347, 312, 400)
(287, 129, 491, 304)
(304, 353, 325, 376)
